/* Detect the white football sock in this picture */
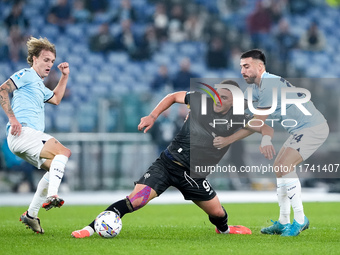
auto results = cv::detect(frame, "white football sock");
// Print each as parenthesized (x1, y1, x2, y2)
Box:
(83, 226, 95, 236)
(284, 171, 305, 224)
(28, 172, 49, 218)
(276, 177, 290, 224)
(47, 155, 68, 197)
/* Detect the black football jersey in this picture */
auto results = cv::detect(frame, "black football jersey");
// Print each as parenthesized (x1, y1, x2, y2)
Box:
(166, 91, 252, 171)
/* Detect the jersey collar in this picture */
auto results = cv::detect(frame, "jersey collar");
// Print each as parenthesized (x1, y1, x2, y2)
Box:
(31, 67, 43, 80)
(259, 71, 268, 88)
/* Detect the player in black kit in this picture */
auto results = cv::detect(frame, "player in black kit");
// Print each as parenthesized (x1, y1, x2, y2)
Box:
(72, 80, 275, 238)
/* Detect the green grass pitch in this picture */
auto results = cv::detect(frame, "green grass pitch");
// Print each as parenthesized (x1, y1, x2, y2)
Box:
(1, 202, 339, 255)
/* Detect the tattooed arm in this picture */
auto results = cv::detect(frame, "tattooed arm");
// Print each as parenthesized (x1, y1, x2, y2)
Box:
(0, 79, 21, 136)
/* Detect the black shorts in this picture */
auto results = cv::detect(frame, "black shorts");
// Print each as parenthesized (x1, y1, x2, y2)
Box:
(136, 152, 216, 201)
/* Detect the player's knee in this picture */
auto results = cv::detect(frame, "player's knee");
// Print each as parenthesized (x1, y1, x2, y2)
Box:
(61, 147, 71, 158)
(274, 159, 283, 167)
(273, 160, 287, 177)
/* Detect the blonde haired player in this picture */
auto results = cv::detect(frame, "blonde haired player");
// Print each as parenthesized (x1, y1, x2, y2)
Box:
(0, 36, 71, 233)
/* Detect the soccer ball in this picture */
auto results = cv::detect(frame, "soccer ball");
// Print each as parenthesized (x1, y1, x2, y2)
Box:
(94, 211, 122, 238)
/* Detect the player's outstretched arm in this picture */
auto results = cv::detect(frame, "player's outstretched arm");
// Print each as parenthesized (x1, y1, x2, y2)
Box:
(0, 79, 21, 136)
(138, 91, 186, 133)
(47, 62, 70, 105)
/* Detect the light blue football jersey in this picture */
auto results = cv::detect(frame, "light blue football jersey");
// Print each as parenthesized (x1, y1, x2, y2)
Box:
(6, 68, 54, 134)
(244, 72, 326, 133)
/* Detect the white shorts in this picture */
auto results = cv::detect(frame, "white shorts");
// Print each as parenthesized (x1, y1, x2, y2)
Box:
(283, 122, 329, 161)
(7, 126, 53, 169)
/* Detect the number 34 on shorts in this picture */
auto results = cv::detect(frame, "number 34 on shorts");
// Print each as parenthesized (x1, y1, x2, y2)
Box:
(292, 134, 303, 144)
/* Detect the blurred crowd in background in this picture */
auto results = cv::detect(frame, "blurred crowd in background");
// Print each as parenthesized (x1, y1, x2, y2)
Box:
(0, 0, 334, 72)
(0, 0, 340, 192)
